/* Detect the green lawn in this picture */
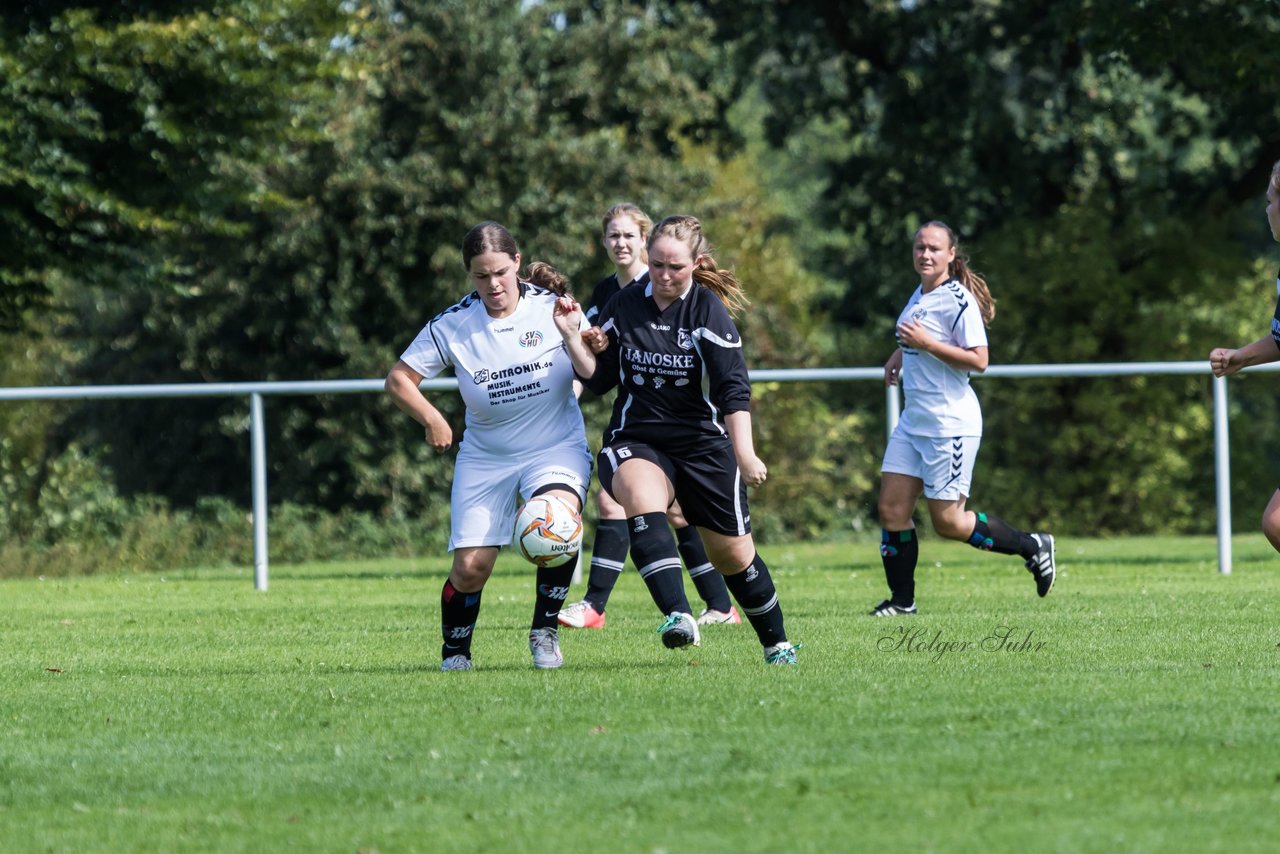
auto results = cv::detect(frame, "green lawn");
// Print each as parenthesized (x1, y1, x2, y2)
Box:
(2, 536, 1279, 852)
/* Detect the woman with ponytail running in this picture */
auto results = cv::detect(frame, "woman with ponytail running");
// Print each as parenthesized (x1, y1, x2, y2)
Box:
(871, 220, 1056, 617)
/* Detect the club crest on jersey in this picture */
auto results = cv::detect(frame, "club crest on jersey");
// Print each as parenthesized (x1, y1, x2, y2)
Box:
(910, 307, 928, 323)
(519, 330, 543, 348)
(677, 329, 693, 350)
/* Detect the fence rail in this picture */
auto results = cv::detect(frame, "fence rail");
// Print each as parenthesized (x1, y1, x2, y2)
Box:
(3, 360, 1275, 588)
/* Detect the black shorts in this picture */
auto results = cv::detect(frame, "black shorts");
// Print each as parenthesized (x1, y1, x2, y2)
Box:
(596, 440, 751, 536)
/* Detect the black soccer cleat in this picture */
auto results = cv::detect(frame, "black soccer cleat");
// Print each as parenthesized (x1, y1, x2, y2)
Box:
(870, 599, 918, 617)
(1025, 533, 1056, 597)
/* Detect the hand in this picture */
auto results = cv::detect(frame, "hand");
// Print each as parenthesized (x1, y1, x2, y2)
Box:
(884, 348, 904, 387)
(424, 414, 453, 453)
(738, 454, 767, 488)
(896, 319, 932, 353)
(553, 296, 584, 338)
(1209, 347, 1240, 378)
(582, 326, 608, 354)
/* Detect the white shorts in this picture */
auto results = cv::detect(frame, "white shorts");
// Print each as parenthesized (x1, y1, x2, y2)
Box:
(880, 427, 981, 501)
(450, 444, 592, 551)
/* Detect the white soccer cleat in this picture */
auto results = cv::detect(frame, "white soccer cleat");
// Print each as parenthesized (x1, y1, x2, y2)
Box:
(557, 600, 606, 629)
(657, 612, 701, 649)
(441, 654, 473, 672)
(696, 606, 742, 625)
(764, 642, 800, 665)
(529, 627, 564, 669)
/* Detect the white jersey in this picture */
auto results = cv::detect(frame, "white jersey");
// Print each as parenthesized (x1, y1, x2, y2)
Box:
(895, 278, 988, 437)
(398, 283, 589, 458)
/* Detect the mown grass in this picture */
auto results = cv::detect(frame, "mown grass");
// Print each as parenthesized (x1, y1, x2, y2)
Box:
(2, 536, 1279, 852)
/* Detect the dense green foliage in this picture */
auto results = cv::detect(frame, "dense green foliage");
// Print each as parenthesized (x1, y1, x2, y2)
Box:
(3, 538, 1279, 849)
(3, 1, 1280, 561)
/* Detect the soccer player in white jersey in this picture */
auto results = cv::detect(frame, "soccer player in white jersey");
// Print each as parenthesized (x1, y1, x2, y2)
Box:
(553, 215, 798, 665)
(872, 220, 1056, 617)
(385, 221, 592, 671)
(558, 203, 740, 632)
(1210, 157, 1280, 554)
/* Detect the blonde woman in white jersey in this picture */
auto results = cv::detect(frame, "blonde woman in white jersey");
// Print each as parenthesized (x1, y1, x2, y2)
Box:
(872, 220, 1056, 616)
(385, 221, 592, 671)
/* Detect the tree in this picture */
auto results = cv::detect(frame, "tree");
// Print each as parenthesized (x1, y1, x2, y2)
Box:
(65, 0, 743, 522)
(0, 2, 347, 333)
(703, 0, 1280, 532)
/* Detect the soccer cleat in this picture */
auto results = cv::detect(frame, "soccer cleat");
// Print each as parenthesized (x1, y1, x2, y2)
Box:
(656, 612, 701, 649)
(764, 642, 801, 665)
(696, 605, 742, 626)
(557, 600, 606, 630)
(1025, 533, 1056, 597)
(870, 599, 917, 617)
(441, 654, 473, 672)
(528, 627, 564, 669)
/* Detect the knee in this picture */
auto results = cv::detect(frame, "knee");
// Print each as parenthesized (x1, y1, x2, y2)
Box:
(1263, 508, 1280, 550)
(450, 555, 495, 592)
(878, 496, 911, 530)
(930, 511, 970, 541)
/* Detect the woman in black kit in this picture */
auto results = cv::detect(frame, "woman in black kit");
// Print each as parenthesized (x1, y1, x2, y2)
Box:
(553, 214, 798, 665)
(558, 203, 740, 632)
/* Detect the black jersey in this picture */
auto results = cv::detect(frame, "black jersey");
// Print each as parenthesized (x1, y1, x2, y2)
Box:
(584, 269, 650, 326)
(583, 282, 752, 451)
(1272, 266, 1280, 349)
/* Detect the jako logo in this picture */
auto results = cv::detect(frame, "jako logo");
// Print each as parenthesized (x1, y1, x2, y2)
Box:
(520, 330, 543, 348)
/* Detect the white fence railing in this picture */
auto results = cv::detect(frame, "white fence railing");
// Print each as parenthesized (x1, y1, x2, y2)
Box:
(1, 360, 1272, 587)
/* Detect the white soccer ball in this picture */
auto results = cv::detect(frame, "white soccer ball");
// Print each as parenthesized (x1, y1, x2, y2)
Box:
(513, 495, 583, 568)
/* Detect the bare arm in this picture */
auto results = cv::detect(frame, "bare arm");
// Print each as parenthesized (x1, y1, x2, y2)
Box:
(725, 410, 766, 487)
(1210, 335, 1280, 377)
(884, 347, 903, 387)
(553, 296, 598, 378)
(385, 360, 453, 452)
(897, 318, 989, 372)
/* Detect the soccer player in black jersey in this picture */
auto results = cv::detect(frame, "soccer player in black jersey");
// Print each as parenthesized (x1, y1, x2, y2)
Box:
(558, 203, 740, 631)
(1210, 157, 1280, 554)
(553, 214, 798, 665)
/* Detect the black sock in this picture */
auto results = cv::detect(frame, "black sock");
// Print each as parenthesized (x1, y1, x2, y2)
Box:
(532, 554, 577, 630)
(676, 525, 732, 612)
(628, 513, 692, 615)
(584, 519, 628, 612)
(441, 579, 482, 661)
(880, 529, 918, 605)
(722, 553, 787, 648)
(968, 512, 1038, 558)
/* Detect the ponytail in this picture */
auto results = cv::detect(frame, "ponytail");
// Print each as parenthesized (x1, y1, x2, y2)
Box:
(525, 260, 569, 296)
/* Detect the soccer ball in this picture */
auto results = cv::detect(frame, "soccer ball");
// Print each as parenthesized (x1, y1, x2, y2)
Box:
(513, 495, 583, 567)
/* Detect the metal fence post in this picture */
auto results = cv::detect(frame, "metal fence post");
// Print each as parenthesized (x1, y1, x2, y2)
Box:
(1213, 375, 1232, 575)
(886, 382, 900, 441)
(250, 392, 269, 591)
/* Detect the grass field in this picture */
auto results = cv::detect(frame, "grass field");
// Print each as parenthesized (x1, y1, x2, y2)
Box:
(2, 535, 1279, 852)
